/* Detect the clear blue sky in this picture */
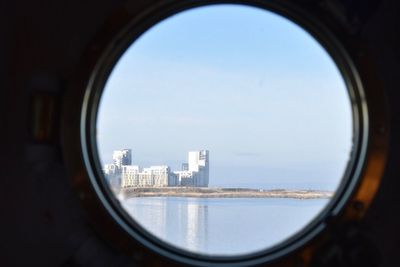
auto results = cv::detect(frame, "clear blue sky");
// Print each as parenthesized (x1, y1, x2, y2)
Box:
(96, 4, 353, 191)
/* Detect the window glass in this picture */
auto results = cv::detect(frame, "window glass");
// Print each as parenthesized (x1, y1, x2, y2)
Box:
(96, 4, 353, 256)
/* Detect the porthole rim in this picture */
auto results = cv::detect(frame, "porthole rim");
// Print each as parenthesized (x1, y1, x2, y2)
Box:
(61, 1, 388, 266)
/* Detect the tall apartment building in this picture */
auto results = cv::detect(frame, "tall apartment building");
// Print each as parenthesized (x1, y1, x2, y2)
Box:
(189, 150, 209, 187)
(103, 149, 131, 187)
(103, 149, 209, 188)
(174, 150, 209, 187)
(112, 149, 132, 167)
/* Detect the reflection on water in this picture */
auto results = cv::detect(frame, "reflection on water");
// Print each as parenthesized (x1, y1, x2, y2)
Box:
(183, 200, 208, 251)
(122, 197, 328, 255)
(124, 197, 209, 252)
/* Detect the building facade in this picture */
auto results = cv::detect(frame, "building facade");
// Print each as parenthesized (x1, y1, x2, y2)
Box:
(120, 165, 176, 188)
(173, 150, 209, 187)
(103, 149, 209, 188)
(112, 149, 132, 167)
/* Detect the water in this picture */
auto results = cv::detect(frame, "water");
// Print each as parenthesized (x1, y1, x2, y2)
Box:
(121, 197, 329, 255)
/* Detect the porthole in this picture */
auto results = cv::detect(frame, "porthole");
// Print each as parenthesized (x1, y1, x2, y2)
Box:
(63, 1, 387, 266)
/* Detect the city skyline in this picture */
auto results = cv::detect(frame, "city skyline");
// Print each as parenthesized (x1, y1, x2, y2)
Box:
(104, 149, 210, 188)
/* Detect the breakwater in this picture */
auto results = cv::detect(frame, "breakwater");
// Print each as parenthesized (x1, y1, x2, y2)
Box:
(118, 187, 333, 199)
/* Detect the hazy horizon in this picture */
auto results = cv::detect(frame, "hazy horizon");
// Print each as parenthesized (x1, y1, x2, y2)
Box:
(96, 4, 353, 191)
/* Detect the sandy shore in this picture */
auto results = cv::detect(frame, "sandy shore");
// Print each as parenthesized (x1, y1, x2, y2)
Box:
(118, 187, 333, 199)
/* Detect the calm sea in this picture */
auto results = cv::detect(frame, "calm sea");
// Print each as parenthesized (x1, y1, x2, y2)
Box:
(121, 197, 329, 256)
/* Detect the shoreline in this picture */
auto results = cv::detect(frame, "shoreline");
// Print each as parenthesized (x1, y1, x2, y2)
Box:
(117, 187, 334, 199)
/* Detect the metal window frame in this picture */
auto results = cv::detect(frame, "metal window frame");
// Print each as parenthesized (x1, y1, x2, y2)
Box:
(61, 1, 388, 266)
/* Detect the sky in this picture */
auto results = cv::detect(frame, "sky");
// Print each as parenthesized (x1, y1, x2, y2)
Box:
(96, 4, 353, 191)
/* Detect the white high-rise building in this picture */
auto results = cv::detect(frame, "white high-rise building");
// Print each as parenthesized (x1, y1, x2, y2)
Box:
(112, 149, 132, 168)
(173, 150, 209, 187)
(188, 150, 209, 187)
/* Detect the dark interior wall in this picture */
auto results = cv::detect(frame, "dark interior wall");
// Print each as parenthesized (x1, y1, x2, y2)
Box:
(0, 0, 399, 266)
(0, 1, 138, 266)
(362, 0, 400, 265)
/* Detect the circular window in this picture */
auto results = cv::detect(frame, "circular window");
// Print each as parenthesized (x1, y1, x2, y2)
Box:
(73, 1, 377, 266)
(97, 4, 354, 256)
